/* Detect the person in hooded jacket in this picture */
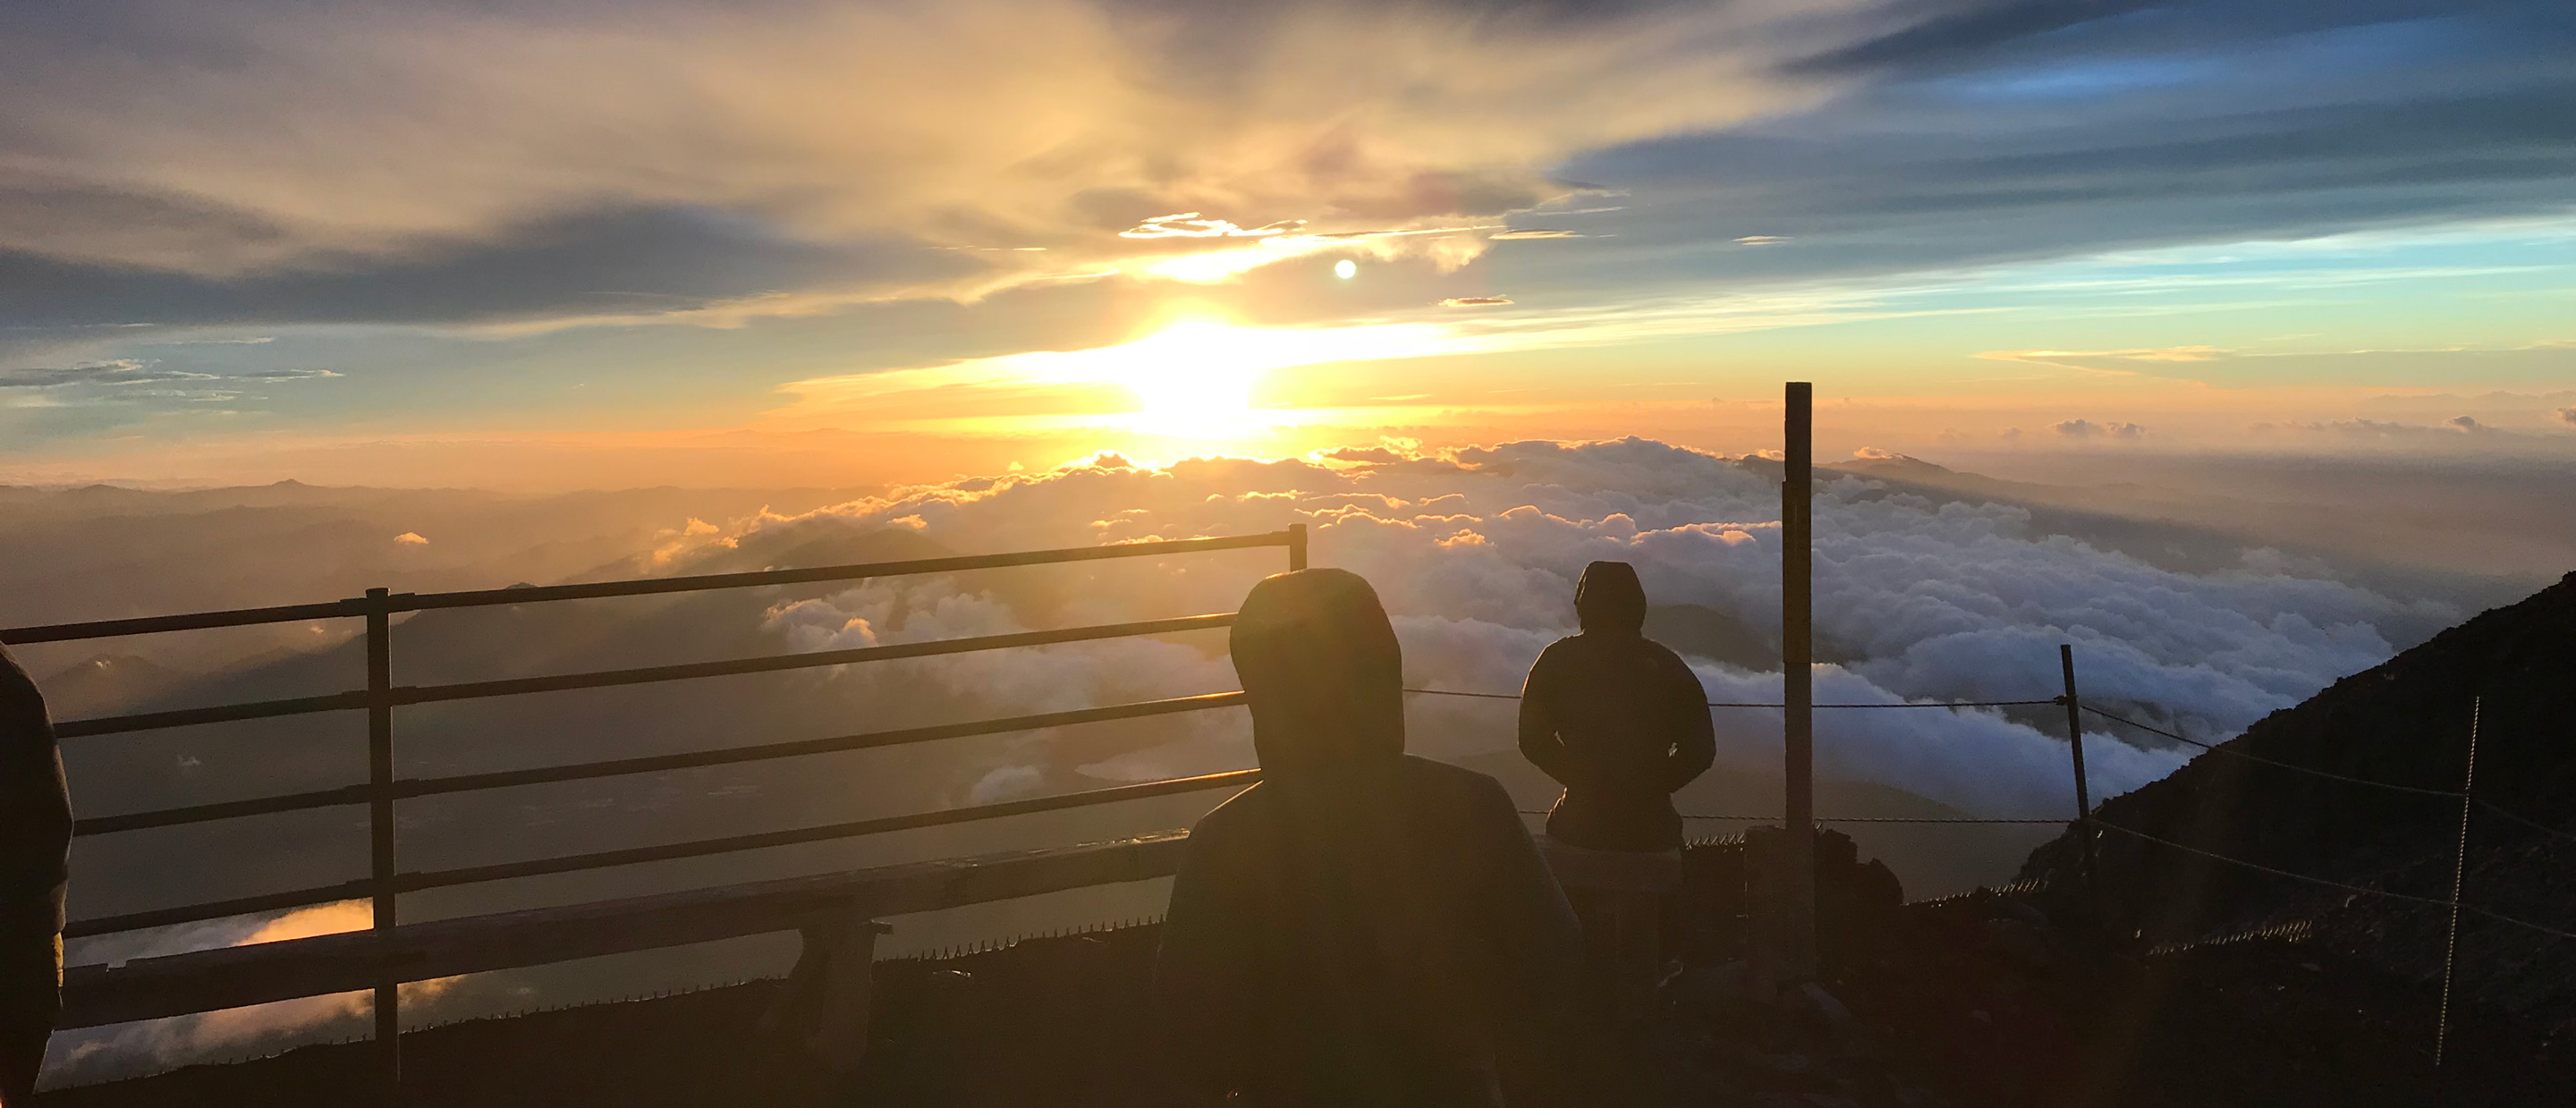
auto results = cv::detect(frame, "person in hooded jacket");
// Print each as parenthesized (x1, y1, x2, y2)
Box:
(1517, 562, 1715, 854)
(0, 646, 70, 1106)
(1156, 568, 1582, 1108)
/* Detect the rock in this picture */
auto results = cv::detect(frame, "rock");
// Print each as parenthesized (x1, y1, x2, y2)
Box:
(2000, 901, 2050, 932)
(1981, 917, 2055, 973)
(1792, 982, 1857, 1029)
(1670, 960, 1757, 1019)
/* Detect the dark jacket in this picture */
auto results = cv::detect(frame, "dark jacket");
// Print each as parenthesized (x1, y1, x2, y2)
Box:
(1517, 562, 1716, 852)
(1157, 570, 1580, 1108)
(1, 644, 69, 1105)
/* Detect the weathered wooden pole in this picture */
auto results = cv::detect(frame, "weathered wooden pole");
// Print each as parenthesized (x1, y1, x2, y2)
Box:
(1780, 382, 1818, 981)
(2436, 697, 2480, 1067)
(364, 587, 401, 1093)
(2059, 645, 2097, 897)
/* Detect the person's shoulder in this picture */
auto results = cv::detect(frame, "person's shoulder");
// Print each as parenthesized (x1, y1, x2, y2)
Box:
(1184, 780, 1269, 844)
(1640, 639, 1707, 681)
(1526, 635, 1581, 670)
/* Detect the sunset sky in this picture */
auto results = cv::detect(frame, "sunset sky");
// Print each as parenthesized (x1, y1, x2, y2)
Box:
(3, 0, 2570, 487)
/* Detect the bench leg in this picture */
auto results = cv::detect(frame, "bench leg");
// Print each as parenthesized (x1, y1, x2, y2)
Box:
(766, 910, 889, 1074)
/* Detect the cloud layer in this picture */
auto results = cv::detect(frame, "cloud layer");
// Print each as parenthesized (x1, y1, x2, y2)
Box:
(729, 437, 2459, 816)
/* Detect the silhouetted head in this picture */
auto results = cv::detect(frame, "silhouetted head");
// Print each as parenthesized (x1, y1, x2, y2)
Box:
(1231, 568, 1405, 774)
(1573, 561, 1647, 637)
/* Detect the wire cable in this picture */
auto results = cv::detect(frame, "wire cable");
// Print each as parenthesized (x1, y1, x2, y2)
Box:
(1513, 809, 2064, 825)
(2092, 820, 2576, 943)
(1404, 688, 2061, 710)
(2473, 797, 2576, 844)
(2080, 704, 2463, 799)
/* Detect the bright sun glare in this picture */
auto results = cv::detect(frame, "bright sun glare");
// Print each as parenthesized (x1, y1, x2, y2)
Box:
(1110, 320, 1267, 430)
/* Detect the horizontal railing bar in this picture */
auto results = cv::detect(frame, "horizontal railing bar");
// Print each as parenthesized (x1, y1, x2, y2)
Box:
(396, 532, 1296, 613)
(66, 693, 1253, 837)
(75, 786, 370, 837)
(47, 616, 1234, 739)
(394, 768, 1261, 893)
(1, 600, 365, 645)
(55, 690, 370, 740)
(4, 533, 1289, 646)
(65, 880, 376, 940)
(395, 691, 1250, 799)
(390, 613, 1235, 706)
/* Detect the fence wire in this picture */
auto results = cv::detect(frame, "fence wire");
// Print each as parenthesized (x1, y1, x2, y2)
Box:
(2079, 704, 2466, 799)
(1515, 809, 2064, 825)
(2473, 798, 2576, 843)
(2093, 820, 2576, 943)
(1406, 687, 2060, 710)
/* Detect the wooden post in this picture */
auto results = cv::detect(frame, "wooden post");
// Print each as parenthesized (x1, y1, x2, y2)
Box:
(2058, 645, 2097, 896)
(1777, 382, 1817, 983)
(2436, 697, 2480, 1067)
(364, 588, 400, 1092)
(1286, 522, 1308, 571)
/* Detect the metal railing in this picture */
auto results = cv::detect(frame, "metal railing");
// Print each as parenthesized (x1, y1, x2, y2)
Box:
(4, 523, 1305, 1070)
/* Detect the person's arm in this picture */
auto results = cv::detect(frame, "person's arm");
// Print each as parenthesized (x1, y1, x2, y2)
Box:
(1516, 646, 1579, 788)
(1465, 774, 1582, 1021)
(1153, 818, 1261, 1104)
(1663, 653, 1716, 793)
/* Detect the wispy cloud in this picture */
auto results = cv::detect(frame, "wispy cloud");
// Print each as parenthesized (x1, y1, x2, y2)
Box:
(0, 360, 214, 388)
(1979, 346, 2233, 375)
(0, 0, 1840, 311)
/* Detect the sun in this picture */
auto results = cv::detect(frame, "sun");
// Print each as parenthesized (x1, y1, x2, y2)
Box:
(1110, 320, 1266, 431)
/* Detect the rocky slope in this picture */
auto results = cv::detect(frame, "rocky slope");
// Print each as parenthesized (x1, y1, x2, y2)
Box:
(2020, 570, 2576, 1022)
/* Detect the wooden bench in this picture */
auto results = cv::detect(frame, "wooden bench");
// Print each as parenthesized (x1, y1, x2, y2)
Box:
(60, 830, 1191, 1039)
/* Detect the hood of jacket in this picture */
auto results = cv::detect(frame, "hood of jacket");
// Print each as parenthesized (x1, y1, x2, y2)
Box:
(1230, 568, 1406, 777)
(1573, 561, 1647, 637)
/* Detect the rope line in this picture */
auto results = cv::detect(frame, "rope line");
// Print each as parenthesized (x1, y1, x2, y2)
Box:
(1404, 688, 2061, 710)
(2093, 821, 2576, 943)
(2080, 704, 2463, 799)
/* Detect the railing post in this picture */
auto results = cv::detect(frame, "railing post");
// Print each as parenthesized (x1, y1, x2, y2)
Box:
(2058, 645, 2097, 899)
(1769, 381, 1818, 985)
(1286, 522, 1308, 571)
(364, 588, 400, 1092)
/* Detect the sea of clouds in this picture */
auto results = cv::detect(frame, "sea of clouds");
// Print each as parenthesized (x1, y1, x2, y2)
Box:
(735, 437, 2450, 818)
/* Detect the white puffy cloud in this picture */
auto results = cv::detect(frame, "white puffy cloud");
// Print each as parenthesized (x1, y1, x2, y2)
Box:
(2052, 418, 2146, 440)
(724, 437, 2445, 816)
